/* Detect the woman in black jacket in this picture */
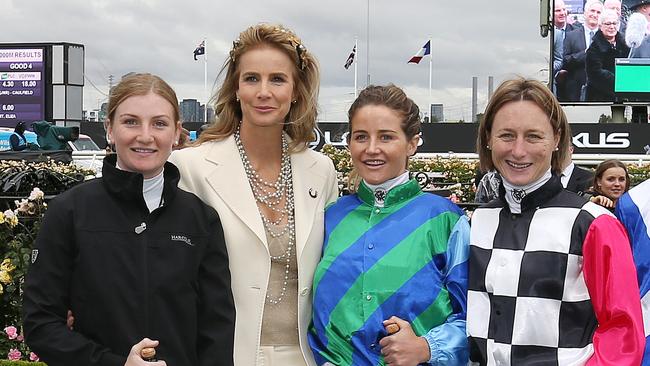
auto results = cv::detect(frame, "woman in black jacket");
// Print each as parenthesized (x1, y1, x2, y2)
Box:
(586, 8, 630, 102)
(23, 73, 235, 366)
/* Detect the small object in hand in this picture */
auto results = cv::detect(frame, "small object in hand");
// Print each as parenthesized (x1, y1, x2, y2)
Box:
(141, 347, 157, 362)
(385, 323, 400, 334)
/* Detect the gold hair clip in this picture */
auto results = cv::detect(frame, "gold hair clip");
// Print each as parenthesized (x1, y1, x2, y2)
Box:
(229, 39, 241, 62)
(229, 28, 309, 70)
(273, 26, 309, 70)
(296, 44, 307, 70)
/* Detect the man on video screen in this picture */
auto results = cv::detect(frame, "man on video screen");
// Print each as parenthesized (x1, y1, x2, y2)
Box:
(562, 0, 603, 102)
(586, 9, 629, 101)
(554, 0, 582, 99)
(605, 0, 626, 34)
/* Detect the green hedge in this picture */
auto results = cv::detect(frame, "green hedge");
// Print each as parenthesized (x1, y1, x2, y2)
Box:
(0, 361, 46, 366)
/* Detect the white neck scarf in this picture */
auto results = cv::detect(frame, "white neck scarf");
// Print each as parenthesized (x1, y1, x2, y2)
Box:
(142, 169, 165, 213)
(502, 168, 552, 214)
(364, 171, 410, 207)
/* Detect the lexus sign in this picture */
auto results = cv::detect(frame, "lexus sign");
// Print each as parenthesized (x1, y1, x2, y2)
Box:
(315, 122, 650, 155)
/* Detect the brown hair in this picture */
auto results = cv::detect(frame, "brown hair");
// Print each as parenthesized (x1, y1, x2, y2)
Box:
(196, 24, 320, 152)
(346, 84, 421, 190)
(347, 84, 421, 140)
(476, 77, 570, 174)
(105, 73, 180, 127)
(593, 159, 630, 194)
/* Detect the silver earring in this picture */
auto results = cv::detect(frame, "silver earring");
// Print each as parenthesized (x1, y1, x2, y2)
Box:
(554, 146, 559, 151)
(292, 100, 297, 104)
(236, 96, 240, 102)
(486, 145, 491, 150)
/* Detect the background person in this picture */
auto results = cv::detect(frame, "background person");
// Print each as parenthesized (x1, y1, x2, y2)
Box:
(9, 121, 28, 151)
(553, 0, 581, 99)
(560, 145, 593, 194)
(588, 158, 630, 210)
(467, 77, 644, 365)
(170, 24, 338, 366)
(604, 0, 625, 33)
(585, 9, 630, 101)
(309, 85, 469, 366)
(23, 73, 235, 366)
(562, 0, 603, 102)
(474, 170, 501, 204)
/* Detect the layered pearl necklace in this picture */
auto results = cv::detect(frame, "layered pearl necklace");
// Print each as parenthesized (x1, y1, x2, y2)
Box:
(234, 126, 296, 305)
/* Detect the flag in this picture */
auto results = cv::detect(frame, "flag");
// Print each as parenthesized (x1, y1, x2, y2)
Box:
(616, 179, 650, 363)
(344, 45, 356, 69)
(193, 41, 205, 61)
(408, 40, 431, 64)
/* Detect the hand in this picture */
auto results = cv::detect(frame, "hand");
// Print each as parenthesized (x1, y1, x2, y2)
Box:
(590, 195, 614, 208)
(379, 316, 430, 366)
(66, 310, 74, 330)
(125, 338, 166, 366)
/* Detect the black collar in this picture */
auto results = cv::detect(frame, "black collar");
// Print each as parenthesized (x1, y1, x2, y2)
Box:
(101, 154, 180, 209)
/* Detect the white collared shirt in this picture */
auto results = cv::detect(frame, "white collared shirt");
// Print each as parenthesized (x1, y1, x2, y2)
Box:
(561, 162, 575, 188)
(584, 26, 597, 50)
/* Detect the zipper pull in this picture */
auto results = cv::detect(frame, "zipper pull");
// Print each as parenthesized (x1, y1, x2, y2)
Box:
(135, 222, 146, 234)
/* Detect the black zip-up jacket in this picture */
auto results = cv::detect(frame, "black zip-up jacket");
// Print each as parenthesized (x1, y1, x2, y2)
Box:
(23, 154, 235, 366)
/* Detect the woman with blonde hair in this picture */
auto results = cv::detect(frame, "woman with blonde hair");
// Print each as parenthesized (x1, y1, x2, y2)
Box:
(170, 24, 338, 365)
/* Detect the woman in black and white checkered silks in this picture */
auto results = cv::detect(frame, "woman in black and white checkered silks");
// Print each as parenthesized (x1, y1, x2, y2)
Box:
(466, 77, 645, 365)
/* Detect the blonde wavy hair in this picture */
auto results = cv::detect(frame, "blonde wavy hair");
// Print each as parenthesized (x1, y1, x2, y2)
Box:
(196, 24, 320, 152)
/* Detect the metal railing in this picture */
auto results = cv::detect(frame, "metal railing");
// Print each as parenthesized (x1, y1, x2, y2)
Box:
(71, 150, 106, 173)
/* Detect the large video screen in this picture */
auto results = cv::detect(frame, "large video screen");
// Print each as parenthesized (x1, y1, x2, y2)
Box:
(0, 47, 45, 127)
(551, 0, 650, 104)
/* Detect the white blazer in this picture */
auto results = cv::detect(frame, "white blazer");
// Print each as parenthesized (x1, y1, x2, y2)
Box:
(170, 135, 338, 366)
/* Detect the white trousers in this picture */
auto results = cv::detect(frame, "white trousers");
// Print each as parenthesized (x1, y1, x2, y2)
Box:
(257, 345, 307, 366)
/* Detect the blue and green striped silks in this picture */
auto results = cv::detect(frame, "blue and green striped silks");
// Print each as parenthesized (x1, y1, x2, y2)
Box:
(309, 179, 470, 366)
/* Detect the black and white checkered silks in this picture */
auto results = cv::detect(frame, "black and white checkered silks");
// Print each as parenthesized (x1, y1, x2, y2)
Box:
(467, 185, 614, 365)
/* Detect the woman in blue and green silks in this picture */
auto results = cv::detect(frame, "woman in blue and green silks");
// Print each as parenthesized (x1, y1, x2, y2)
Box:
(309, 85, 470, 366)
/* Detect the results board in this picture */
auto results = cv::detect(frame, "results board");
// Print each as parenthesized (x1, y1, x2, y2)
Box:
(0, 48, 45, 126)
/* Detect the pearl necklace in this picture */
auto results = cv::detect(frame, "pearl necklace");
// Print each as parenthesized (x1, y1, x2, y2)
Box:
(234, 126, 296, 305)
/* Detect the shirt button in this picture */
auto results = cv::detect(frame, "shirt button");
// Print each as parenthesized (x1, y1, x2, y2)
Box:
(370, 343, 376, 349)
(300, 287, 310, 296)
(500, 258, 507, 267)
(368, 243, 374, 249)
(374, 208, 380, 214)
(366, 295, 372, 301)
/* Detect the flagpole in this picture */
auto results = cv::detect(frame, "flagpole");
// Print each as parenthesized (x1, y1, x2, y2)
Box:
(366, 0, 370, 86)
(428, 37, 432, 100)
(354, 37, 358, 98)
(203, 39, 208, 123)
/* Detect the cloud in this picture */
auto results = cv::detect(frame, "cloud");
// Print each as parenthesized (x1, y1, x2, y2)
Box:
(3, 0, 609, 122)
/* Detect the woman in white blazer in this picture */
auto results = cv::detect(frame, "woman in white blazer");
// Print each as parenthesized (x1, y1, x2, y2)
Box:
(170, 24, 338, 366)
